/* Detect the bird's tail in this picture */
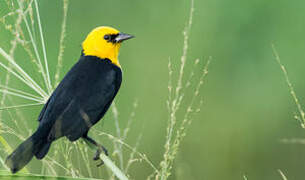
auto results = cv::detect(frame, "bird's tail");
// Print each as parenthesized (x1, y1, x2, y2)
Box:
(5, 131, 50, 173)
(34, 142, 51, 160)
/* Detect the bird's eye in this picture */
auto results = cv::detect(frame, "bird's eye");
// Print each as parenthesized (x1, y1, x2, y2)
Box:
(104, 35, 110, 41)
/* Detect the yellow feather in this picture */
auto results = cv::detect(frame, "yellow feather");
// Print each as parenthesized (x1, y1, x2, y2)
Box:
(82, 26, 121, 67)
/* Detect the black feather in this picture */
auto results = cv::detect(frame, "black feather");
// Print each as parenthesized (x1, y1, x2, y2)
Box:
(6, 55, 122, 173)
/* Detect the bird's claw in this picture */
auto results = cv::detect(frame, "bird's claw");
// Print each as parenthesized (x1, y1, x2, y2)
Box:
(101, 145, 108, 156)
(93, 149, 100, 161)
(93, 145, 108, 167)
(97, 161, 104, 167)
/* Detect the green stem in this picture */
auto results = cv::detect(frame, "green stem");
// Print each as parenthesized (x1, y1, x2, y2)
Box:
(99, 153, 128, 180)
(83, 139, 128, 180)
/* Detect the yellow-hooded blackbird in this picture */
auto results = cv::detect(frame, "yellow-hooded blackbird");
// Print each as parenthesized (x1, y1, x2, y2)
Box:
(5, 26, 134, 173)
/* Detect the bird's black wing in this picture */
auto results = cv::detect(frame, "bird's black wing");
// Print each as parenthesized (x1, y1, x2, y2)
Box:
(38, 56, 122, 141)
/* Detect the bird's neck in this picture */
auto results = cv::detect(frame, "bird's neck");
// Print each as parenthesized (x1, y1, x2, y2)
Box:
(81, 48, 121, 67)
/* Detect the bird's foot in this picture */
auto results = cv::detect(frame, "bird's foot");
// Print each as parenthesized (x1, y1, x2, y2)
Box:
(93, 145, 108, 167)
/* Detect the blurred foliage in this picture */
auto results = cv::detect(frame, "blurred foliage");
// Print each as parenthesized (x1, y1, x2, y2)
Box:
(1, 0, 305, 179)
(0, 170, 96, 180)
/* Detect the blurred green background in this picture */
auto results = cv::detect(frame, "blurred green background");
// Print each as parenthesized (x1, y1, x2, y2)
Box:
(1, 0, 305, 179)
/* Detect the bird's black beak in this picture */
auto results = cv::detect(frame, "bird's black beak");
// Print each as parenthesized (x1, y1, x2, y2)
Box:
(114, 33, 134, 43)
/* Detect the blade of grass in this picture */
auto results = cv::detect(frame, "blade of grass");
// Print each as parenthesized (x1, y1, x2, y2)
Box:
(0, 61, 38, 95)
(278, 169, 288, 180)
(243, 175, 248, 180)
(82, 138, 129, 180)
(0, 84, 43, 100)
(34, 0, 52, 94)
(17, 0, 50, 94)
(0, 89, 43, 102)
(0, 0, 25, 124)
(0, 103, 43, 111)
(99, 153, 128, 180)
(0, 47, 48, 99)
(0, 136, 12, 154)
(0, 155, 8, 170)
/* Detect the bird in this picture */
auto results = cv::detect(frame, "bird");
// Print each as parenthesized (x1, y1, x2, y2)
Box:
(5, 26, 134, 173)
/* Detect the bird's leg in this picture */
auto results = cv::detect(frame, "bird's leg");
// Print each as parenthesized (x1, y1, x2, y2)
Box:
(82, 136, 108, 167)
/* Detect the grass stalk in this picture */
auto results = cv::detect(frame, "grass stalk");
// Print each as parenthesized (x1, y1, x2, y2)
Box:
(160, 0, 195, 179)
(0, 0, 24, 123)
(0, 89, 42, 102)
(278, 169, 288, 180)
(83, 137, 129, 180)
(272, 44, 305, 128)
(0, 84, 43, 100)
(54, 0, 69, 87)
(124, 133, 142, 174)
(111, 103, 124, 169)
(243, 175, 248, 180)
(0, 103, 43, 111)
(97, 131, 159, 173)
(99, 153, 128, 180)
(0, 47, 48, 98)
(34, 0, 52, 94)
(17, 0, 50, 95)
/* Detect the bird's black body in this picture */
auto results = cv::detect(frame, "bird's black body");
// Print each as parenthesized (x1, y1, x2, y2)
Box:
(6, 55, 122, 173)
(38, 55, 122, 142)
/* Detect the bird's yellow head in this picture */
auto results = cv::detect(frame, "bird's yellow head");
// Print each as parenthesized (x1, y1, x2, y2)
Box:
(82, 26, 134, 67)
